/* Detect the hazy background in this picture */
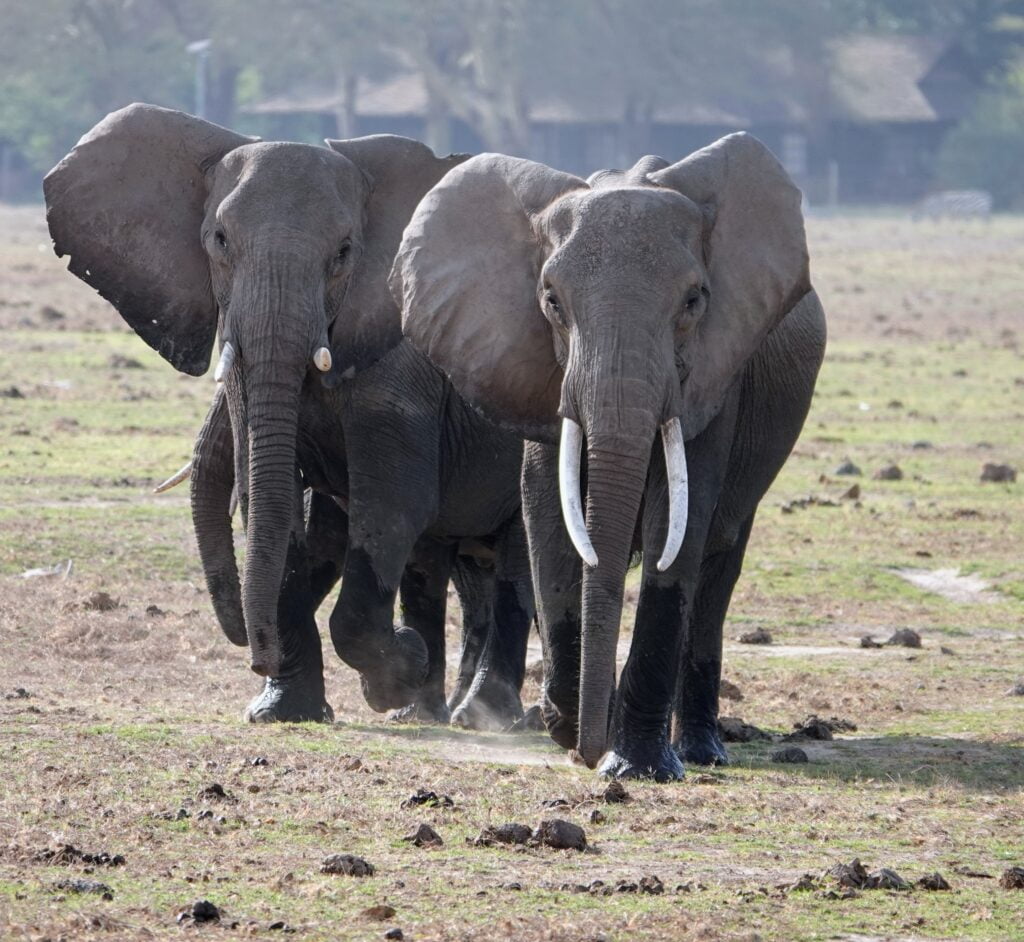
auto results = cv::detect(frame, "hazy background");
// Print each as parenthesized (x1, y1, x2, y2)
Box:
(2, 0, 1024, 205)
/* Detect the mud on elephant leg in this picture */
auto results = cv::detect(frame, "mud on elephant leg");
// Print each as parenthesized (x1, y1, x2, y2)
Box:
(388, 537, 454, 724)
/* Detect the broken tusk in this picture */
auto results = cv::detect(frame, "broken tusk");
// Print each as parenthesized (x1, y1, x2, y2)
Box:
(313, 346, 332, 372)
(154, 460, 193, 494)
(213, 342, 235, 383)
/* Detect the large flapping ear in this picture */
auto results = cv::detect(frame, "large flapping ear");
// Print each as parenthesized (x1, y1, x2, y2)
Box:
(649, 133, 811, 439)
(325, 135, 469, 372)
(393, 154, 587, 439)
(44, 103, 255, 375)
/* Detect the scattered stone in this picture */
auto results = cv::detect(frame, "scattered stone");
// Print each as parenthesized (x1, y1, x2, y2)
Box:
(361, 905, 397, 921)
(781, 495, 841, 513)
(0, 385, 24, 399)
(783, 717, 834, 741)
(342, 756, 363, 771)
(320, 854, 375, 877)
(267, 921, 295, 932)
(4, 688, 31, 700)
(887, 628, 922, 648)
(866, 868, 912, 890)
(841, 483, 861, 500)
(771, 746, 809, 764)
(719, 679, 744, 701)
(873, 464, 904, 481)
(155, 808, 190, 821)
(940, 646, 957, 656)
(738, 627, 772, 645)
(402, 824, 443, 848)
(718, 716, 771, 743)
(827, 858, 869, 889)
(541, 797, 571, 809)
(401, 788, 454, 809)
(83, 591, 119, 612)
(786, 874, 819, 892)
(500, 882, 523, 891)
(614, 880, 639, 893)
(107, 353, 144, 369)
(54, 879, 113, 899)
(177, 900, 221, 925)
(34, 843, 125, 867)
(384, 930, 404, 941)
(911, 440, 933, 450)
(980, 463, 1016, 483)
(144, 604, 165, 616)
(472, 823, 532, 847)
(918, 872, 951, 891)
(250, 756, 269, 767)
(40, 305, 66, 322)
(507, 704, 545, 732)
(639, 875, 664, 895)
(1000, 867, 1024, 889)
(199, 782, 234, 801)
(887, 399, 903, 409)
(1006, 682, 1024, 697)
(589, 809, 606, 824)
(534, 819, 587, 851)
(601, 780, 631, 804)
(860, 634, 884, 649)
(835, 460, 861, 476)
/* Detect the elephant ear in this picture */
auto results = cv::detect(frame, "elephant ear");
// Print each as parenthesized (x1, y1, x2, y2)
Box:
(649, 132, 811, 439)
(393, 154, 587, 439)
(325, 135, 469, 372)
(44, 103, 255, 375)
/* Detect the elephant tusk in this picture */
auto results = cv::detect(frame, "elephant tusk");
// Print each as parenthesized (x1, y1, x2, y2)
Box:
(656, 418, 689, 572)
(213, 342, 235, 383)
(313, 346, 332, 372)
(558, 418, 598, 568)
(154, 459, 193, 494)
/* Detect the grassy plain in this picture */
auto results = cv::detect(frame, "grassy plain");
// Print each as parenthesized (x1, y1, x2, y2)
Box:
(0, 206, 1022, 940)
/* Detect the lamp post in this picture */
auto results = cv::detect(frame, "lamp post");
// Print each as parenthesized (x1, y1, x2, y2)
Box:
(186, 39, 212, 118)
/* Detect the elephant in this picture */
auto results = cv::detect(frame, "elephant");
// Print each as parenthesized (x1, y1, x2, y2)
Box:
(393, 133, 827, 779)
(45, 103, 534, 728)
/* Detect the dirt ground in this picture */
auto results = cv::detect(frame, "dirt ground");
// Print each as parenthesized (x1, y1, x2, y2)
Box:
(0, 205, 1022, 941)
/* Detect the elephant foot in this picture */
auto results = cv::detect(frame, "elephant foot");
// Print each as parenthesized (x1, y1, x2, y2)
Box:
(450, 674, 524, 732)
(598, 739, 684, 783)
(539, 693, 579, 751)
(244, 676, 334, 724)
(675, 725, 730, 767)
(388, 694, 451, 725)
(359, 626, 430, 713)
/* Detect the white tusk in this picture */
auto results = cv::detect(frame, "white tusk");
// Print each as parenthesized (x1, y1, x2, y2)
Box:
(656, 418, 689, 572)
(313, 346, 332, 372)
(153, 460, 193, 494)
(213, 342, 235, 383)
(558, 418, 598, 568)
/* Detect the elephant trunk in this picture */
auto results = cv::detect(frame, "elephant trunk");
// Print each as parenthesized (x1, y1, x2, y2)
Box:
(190, 383, 246, 646)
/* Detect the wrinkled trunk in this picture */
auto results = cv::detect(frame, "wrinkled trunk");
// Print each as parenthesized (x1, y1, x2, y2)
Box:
(190, 384, 246, 646)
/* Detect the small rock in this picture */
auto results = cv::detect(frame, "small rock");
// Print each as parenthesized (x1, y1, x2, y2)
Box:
(738, 627, 772, 645)
(601, 780, 630, 803)
(860, 634, 884, 649)
(250, 756, 269, 767)
(403, 824, 443, 848)
(873, 465, 904, 481)
(473, 823, 532, 846)
(887, 628, 921, 648)
(771, 746, 809, 764)
(500, 882, 523, 891)
(918, 872, 951, 891)
(940, 646, 957, 656)
(362, 905, 396, 921)
(401, 788, 453, 809)
(107, 353, 144, 369)
(980, 463, 1016, 483)
(534, 819, 587, 851)
(342, 756, 363, 771)
(835, 460, 862, 476)
(1000, 867, 1024, 889)
(40, 305, 66, 322)
(911, 440, 933, 450)
(719, 679, 744, 701)
(199, 782, 233, 801)
(83, 591, 119, 612)
(4, 688, 31, 700)
(178, 900, 221, 924)
(267, 921, 295, 932)
(541, 797, 571, 809)
(841, 483, 861, 500)
(0, 386, 25, 399)
(639, 875, 664, 895)
(54, 879, 113, 899)
(384, 930, 404, 941)
(827, 858, 868, 889)
(589, 809, 606, 824)
(887, 399, 903, 409)
(866, 868, 911, 891)
(1006, 682, 1024, 697)
(614, 880, 639, 893)
(787, 874, 819, 892)
(321, 854, 375, 877)
(718, 716, 771, 743)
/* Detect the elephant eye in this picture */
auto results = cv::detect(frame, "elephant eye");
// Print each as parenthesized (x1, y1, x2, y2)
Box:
(213, 230, 228, 251)
(544, 290, 567, 327)
(336, 241, 351, 262)
(684, 285, 708, 316)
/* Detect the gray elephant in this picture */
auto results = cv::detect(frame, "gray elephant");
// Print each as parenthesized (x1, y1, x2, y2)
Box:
(45, 103, 533, 728)
(394, 134, 826, 779)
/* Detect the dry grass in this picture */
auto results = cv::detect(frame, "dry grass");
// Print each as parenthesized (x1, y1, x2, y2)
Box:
(0, 206, 1022, 940)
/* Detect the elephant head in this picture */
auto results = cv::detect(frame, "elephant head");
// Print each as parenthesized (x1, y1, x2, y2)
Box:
(394, 133, 810, 766)
(45, 103, 464, 682)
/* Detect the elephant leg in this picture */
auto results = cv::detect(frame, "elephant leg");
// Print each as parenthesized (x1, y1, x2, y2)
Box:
(672, 514, 754, 765)
(389, 537, 455, 724)
(306, 490, 348, 609)
(521, 441, 583, 750)
(599, 402, 735, 782)
(246, 475, 334, 724)
(447, 552, 495, 714)
(452, 517, 534, 731)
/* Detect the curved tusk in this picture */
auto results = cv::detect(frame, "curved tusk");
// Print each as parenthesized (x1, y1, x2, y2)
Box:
(656, 418, 689, 572)
(154, 459, 193, 494)
(313, 346, 332, 372)
(213, 342, 235, 383)
(558, 418, 598, 568)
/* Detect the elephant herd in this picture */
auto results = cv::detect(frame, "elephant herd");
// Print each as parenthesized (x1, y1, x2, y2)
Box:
(44, 103, 825, 782)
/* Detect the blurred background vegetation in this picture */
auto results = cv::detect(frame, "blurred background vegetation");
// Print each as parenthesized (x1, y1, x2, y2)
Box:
(3, 0, 1024, 204)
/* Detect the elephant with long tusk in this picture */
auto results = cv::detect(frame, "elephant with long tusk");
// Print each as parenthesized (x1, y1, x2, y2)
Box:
(395, 134, 826, 780)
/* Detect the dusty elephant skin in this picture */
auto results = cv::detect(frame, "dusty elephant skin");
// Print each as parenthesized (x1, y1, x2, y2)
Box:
(395, 135, 826, 780)
(44, 103, 534, 729)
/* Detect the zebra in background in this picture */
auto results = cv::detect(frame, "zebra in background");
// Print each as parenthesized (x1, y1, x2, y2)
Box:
(914, 190, 993, 221)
